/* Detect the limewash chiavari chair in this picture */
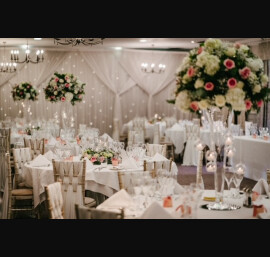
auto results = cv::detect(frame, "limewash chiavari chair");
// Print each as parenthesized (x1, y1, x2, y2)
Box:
(52, 159, 96, 219)
(45, 182, 64, 219)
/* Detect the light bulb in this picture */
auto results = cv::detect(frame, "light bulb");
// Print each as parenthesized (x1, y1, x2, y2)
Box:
(36, 50, 40, 55)
(151, 63, 155, 68)
(26, 49, 30, 54)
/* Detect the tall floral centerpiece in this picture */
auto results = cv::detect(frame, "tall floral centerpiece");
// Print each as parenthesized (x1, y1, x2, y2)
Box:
(44, 72, 86, 129)
(168, 38, 270, 207)
(11, 82, 39, 120)
(12, 82, 39, 102)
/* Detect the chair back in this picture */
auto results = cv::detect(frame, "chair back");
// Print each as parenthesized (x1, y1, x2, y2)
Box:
(75, 204, 124, 219)
(23, 138, 45, 159)
(13, 147, 32, 189)
(45, 182, 64, 219)
(0, 128, 11, 152)
(146, 143, 166, 157)
(153, 124, 160, 144)
(0, 136, 8, 191)
(52, 159, 86, 219)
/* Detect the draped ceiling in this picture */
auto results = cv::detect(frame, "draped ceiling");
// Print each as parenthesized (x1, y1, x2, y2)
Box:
(0, 49, 196, 135)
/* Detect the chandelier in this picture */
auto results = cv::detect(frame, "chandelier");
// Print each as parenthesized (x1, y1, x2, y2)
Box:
(0, 42, 17, 73)
(10, 41, 44, 64)
(54, 38, 105, 46)
(141, 62, 166, 74)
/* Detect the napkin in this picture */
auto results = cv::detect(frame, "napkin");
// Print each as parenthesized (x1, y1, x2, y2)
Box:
(83, 157, 94, 169)
(140, 202, 174, 219)
(31, 154, 51, 167)
(170, 123, 182, 130)
(174, 182, 185, 194)
(44, 150, 57, 162)
(100, 133, 114, 142)
(98, 189, 136, 209)
(48, 137, 58, 146)
(252, 179, 270, 196)
(151, 153, 168, 162)
(121, 157, 138, 169)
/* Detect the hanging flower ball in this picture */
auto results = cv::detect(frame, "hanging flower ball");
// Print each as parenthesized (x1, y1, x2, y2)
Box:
(44, 72, 86, 106)
(12, 82, 39, 101)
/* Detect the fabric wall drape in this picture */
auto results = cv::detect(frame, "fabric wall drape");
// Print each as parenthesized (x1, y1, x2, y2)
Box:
(0, 49, 189, 135)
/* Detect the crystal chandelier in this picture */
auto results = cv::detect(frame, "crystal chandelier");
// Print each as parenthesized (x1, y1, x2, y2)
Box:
(54, 38, 105, 46)
(0, 42, 17, 73)
(10, 41, 44, 64)
(141, 62, 166, 73)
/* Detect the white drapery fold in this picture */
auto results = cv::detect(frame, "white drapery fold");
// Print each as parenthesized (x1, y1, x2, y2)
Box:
(117, 49, 186, 118)
(0, 49, 192, 135)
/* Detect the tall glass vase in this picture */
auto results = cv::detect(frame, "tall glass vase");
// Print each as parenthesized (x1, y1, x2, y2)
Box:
(60, 101, 75, 130)
(203, 107, 225, 208)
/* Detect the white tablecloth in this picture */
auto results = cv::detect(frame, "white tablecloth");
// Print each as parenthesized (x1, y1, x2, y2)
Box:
(232, 136, 270, 181)
(22, 156, 178, 208)
(97, 190, 257, 219)
(165, 128, 186, 154)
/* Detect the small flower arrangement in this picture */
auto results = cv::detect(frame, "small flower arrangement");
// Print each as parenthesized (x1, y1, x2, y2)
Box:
(167, 38, 270, 115)
(12, 82, 39, 101)
(83, 148, 115, 165)
(44, 72, 86, 106)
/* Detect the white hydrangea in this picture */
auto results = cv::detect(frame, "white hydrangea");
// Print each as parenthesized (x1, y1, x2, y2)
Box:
(50, 80, 57, 87)
(179, 56, 190, 71)
(246, 58, 264, 72)
(25, 93, 30, 99)
(59, 79, 64, 83)
(225, 88, 246, 111)
(261, 74, 269, 85)
(175, 90, 191, 112)
(204, 38, 222, 52)
(196, 52, 220, 76)
(247, 72, 258, 84)
(65, 92, 74, 102)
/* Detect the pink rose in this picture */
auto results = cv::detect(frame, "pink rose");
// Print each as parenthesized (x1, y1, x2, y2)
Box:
(50, 96, 55, 99)
(99, 156, 105, 163)
(27, 85, 30, 88)
(91, 157, 97, 163)
(204, 82, 214, 91)
(54, 86, 58, 90)
(227, 78, 237, 89)
(197, 47, 203, 55)
(65, 76, 69, 80)
(187, 67, 195, 77)
(245, 99, 252, 110)
(20, 92, 23, 95)
(257, 99, 263, 108)
(55, 78, 59, 82)
(78, 95, 82, 99)
(224, 59, 235, 70)
(190, 101, 199, 112)
(239, 67, 251, 79)
(235, 43, 241, 49)
(61, 97, 66, 102)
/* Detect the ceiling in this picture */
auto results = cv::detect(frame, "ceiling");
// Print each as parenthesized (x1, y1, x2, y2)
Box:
(0, 38, 266, 52)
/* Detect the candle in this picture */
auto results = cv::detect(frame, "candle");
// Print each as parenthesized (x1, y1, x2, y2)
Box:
(237, 167, 244, 175)
(208, 153, 215, 161)
(227, 150, 234, 158)
(225, 137, 232, 145)
(196, 143, 204, 151)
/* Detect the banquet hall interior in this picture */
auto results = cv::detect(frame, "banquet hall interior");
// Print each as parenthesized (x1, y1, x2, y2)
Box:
(0, 37, 270, 219)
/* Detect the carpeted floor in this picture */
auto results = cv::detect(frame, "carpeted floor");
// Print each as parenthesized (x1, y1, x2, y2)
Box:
(176, 162, 257, 190)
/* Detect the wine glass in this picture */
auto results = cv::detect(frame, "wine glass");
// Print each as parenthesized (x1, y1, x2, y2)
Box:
(224, 167, 234, 198)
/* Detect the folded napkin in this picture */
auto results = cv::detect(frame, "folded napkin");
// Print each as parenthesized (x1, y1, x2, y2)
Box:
(151, 153, 168, 162)
(174, 182, 185, 194)
(98, 189, 136, 209)
(170, 123, 183, 130)
(121, 157, 138, 169)
(44, 150, 57, 162)
(140, 202, 174, 219)
(48, 137, 58, 146)
(252, 179, 270, 196)
(31, 154, 51, 167)
(100, 133, 114, 142)
(83, 157, 94, 169)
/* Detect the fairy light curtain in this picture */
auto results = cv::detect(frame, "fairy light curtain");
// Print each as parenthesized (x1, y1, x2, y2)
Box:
(0, 49, 191, 135)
